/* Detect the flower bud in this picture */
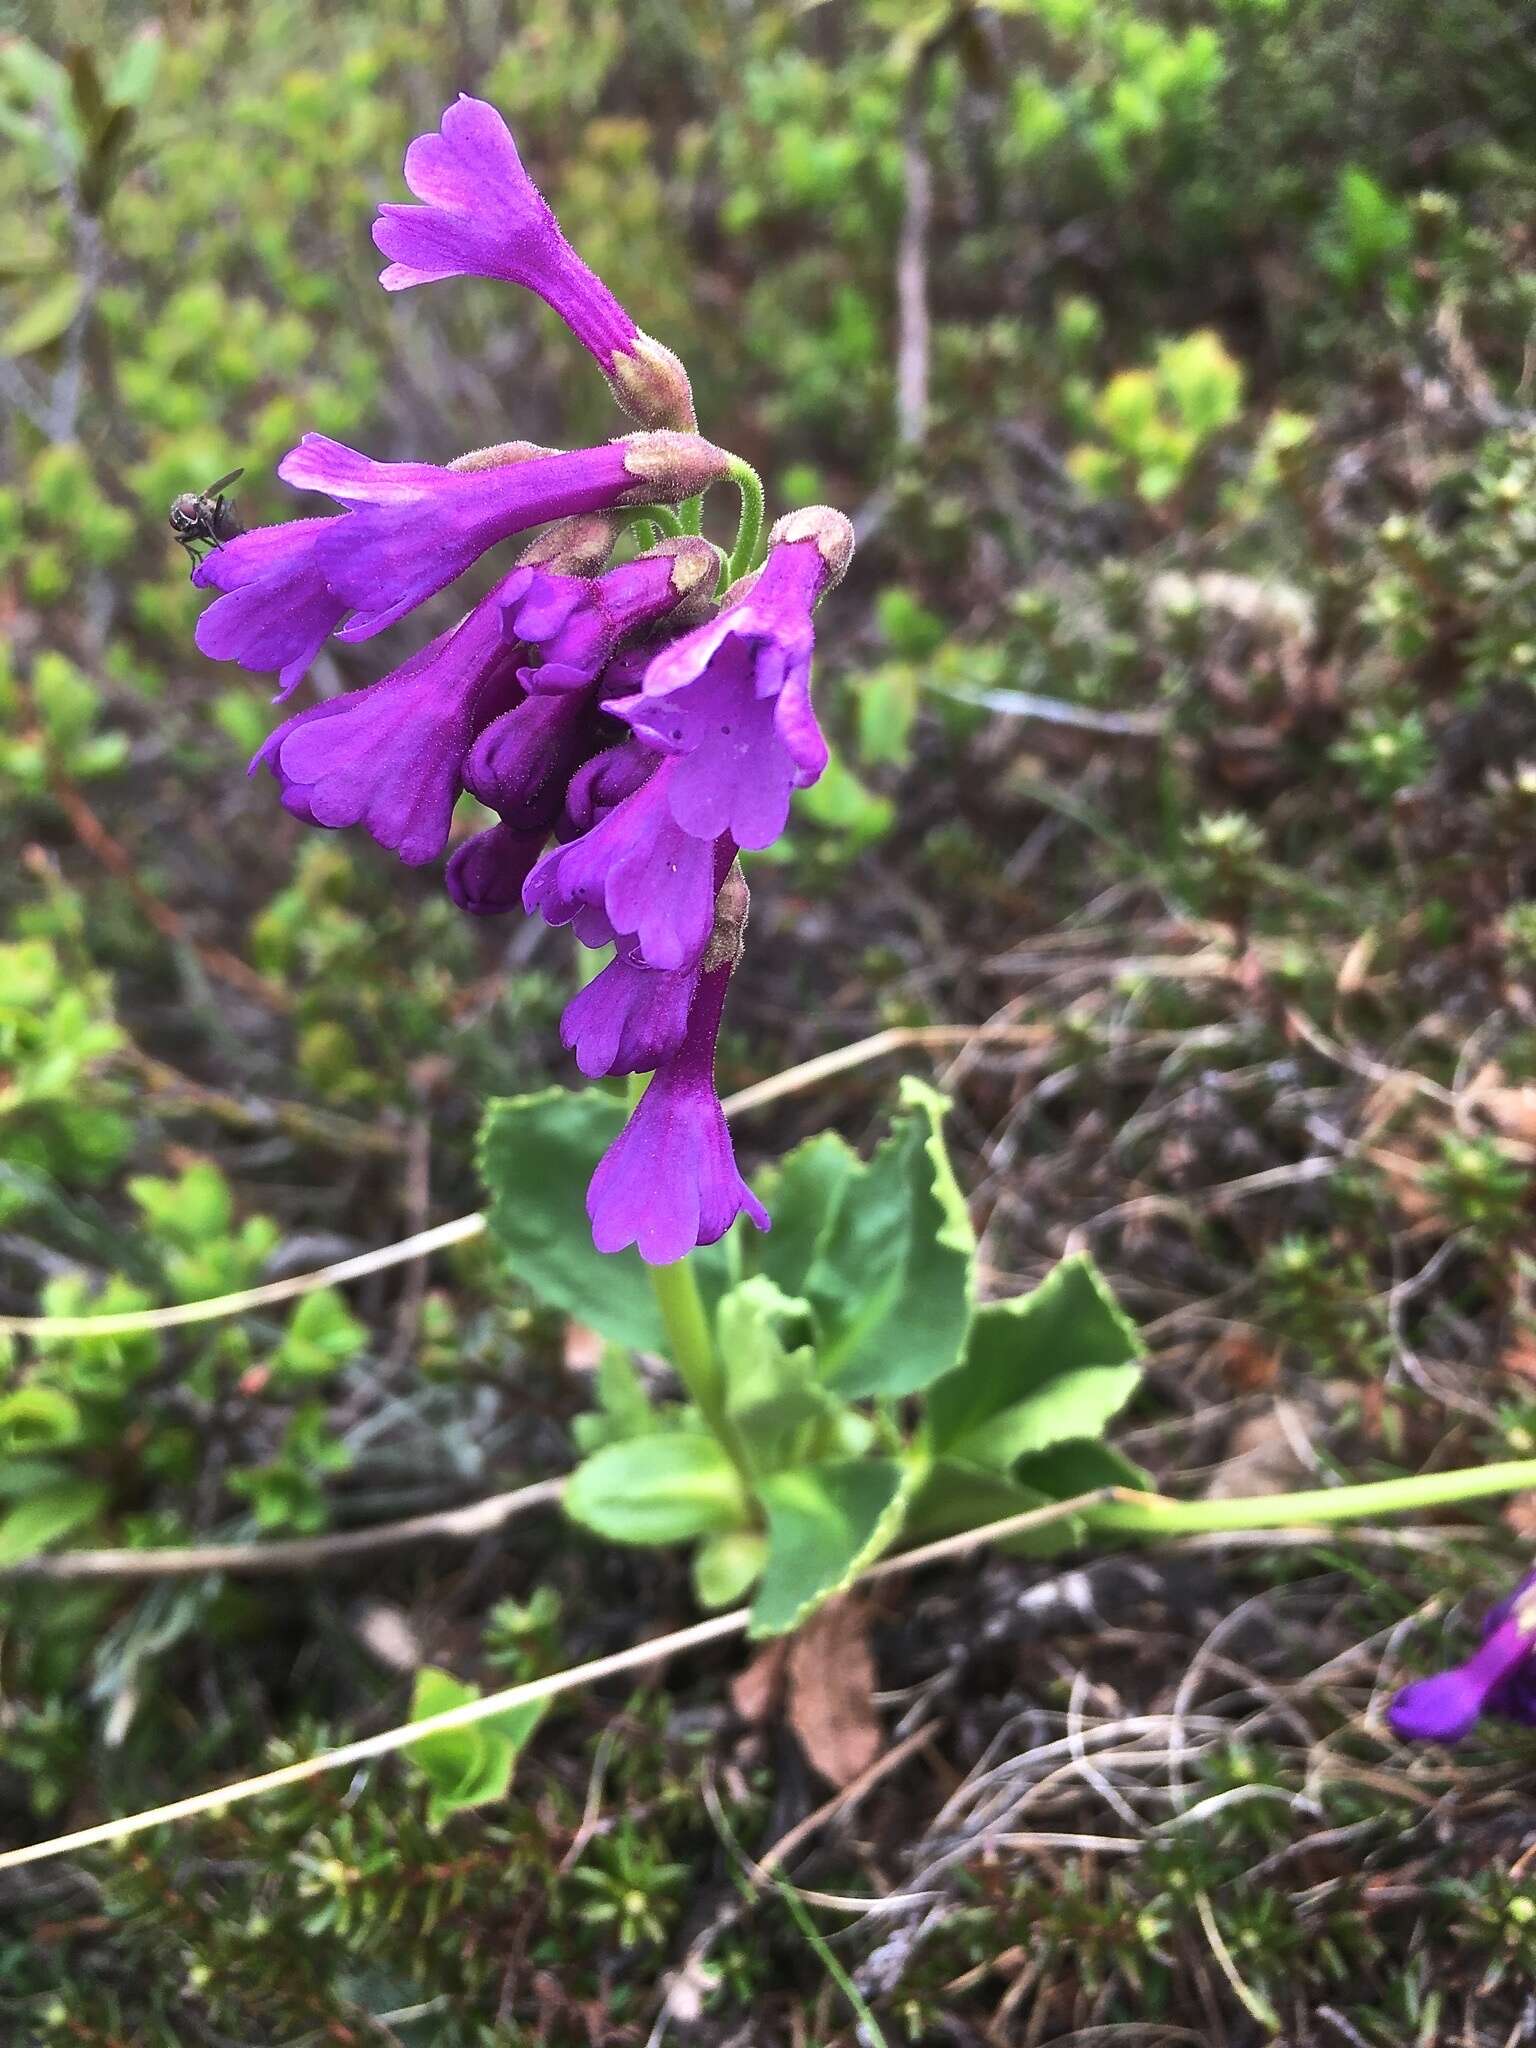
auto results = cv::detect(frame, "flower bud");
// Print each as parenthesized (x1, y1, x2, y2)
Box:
(702, 859, 751, 973)
(766, 506, 855, 589)
(607, 332, 697, 431)
(621, 431, 733, 505)
(447, 439, 557, 474)
(518, 513, 622, 574)
(639, 534, 723, 625)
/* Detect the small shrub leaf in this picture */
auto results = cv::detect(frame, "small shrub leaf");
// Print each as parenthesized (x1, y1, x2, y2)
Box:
(0, 1477, 108, 1566)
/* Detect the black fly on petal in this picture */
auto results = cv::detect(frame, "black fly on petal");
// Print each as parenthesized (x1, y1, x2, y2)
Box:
(168, 467, 245, 570)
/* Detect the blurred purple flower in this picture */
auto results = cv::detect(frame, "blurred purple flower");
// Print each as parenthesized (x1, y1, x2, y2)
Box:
(613, 509, 854, 851)
(251, 583, 521, 867)
(373, 94, 694, 429)
(192, 518, 350, 700)
(587, 965, 768, 1264)
(1389, 1568, 1536, 1742)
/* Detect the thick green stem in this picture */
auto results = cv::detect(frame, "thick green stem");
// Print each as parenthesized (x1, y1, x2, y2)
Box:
(1089, 1458, 1536, 1538)
(622, 504, 686, 542)
(677, 492, 704, 535)
(647, 1253, 723, 1428)
(724, 457, 765, 584)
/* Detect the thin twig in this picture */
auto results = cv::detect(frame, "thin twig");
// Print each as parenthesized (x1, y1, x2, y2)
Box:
(0, 1023, 1049, 1338)
(128, 1047, 406, 1159)
(895, 28, 939, 448)
(0, 1213, 490, 1339)
(0, 1477, 566, 1581)
(0, 1492, 1106, 1875)
(45, 763, 292, 1013)
(928, 679, 1166, 739)
(756, 1724, 940, 1878)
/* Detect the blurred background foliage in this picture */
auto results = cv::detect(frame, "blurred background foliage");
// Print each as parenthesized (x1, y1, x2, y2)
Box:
(4, 0, 1536, 2040)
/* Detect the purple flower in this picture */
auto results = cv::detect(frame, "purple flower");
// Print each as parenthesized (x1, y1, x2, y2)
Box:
(561, 949, 701, 1079)
(1389, 1568, 1536, 1742)
(588, 965, 768, 1264)
(281, 433, 640, 642)
(446, 821, 547, 917)
(373, 95, 695, 430)
(251, 584, 522, 866)
(523, 750, 724, 970)
(613, 508, 855, 852)
(463, 689, 596, 832)
(502, 539, 719, 694)
(192, 518, 350, 700)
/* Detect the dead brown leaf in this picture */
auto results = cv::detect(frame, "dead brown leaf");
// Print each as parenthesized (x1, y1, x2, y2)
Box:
(785, 1594, 883, 1789)
(562, 1321, 605, 1374)
(730, 1637, 788, 1725)
(1501, 1326, 1536, 1387)
(1208, 1326, 1281, 1393)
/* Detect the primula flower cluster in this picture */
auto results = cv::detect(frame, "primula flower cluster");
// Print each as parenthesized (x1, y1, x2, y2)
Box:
(191, 95, 853, 1266)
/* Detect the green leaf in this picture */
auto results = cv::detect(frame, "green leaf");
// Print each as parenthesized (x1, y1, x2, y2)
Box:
(1, 276, 84, 358)
(957, 1363, 1141, 1469)
(570, 1345, 665, 1454)
(1155, 330, 1244, 440)
(564, 1434, 750, 1546)
(408, 1666, 544, 1825)
(927, 1253, 1142, 1465)
(0, 1457, 71, 1502)
(905, 1459, 1050, 1541)
(128, 1160, 233, 1245)
(0, 1477, 108, 1566)
(0, 1385, 81, 1452)
(718, 1276, 836, 1472)
(857, 662, 920, 766)
(1012, 1439, 1149, 1498)
(479, 1090, 736, 1353)
(998, 1439, 1151, 1554)
(480, 1089, 663, 1351)
(753, 1131, 862, 1301)
(750, 1457, 915, 1637)
(275, 1287, 367, 1381)
(808, 1079, 974, 1400)
(0, 38, 71, 121)
(66, 45, 107, 134)
(107, 24, 163, 109)
(692, 1529, 767, 1608)
(79, 104, 135, 215)
(797, 752, 894, 847)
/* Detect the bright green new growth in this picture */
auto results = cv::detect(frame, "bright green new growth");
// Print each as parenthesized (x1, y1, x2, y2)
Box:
(479, 1079, 1145, 1639)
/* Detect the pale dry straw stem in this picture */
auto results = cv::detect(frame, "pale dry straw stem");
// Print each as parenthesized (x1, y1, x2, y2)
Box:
(0, 1492, 1107, 1876)
(0, 1212, 490, 1340)
(756, 1723, 940, 1879)
(1, 1477, 567, 1581)
(0, 1023, 1048, 1341)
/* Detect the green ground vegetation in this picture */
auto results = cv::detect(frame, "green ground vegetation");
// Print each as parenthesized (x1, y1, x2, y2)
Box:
(4, 0, 1536, 2040)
